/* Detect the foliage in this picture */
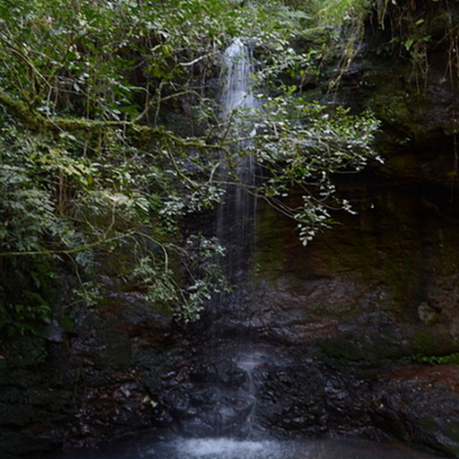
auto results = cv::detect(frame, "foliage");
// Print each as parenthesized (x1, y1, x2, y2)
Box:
(316, 0, 371, 27)
(319, 0, 459, 91)
(376, 0, 459, 90)
(303, 0, 375, 90)
(224, 88, 380, 244)
(413, 353, 459, 366)
(0, 0, 381, 334)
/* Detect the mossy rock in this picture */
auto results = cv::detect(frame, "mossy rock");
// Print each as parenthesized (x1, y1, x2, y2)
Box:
(420, 416, 440, 433)
(6, 337, 48, 368)
(368, 90, 423, 137)
(447, 421, 459, 443)
(254, 204, 289, 282)
(291, 27, 333, 51)
(318, 337, 366, 362)
(58, 314, 76, 334)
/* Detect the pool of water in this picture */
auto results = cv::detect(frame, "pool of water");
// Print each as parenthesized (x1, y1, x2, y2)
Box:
(42, 435, 447, 459)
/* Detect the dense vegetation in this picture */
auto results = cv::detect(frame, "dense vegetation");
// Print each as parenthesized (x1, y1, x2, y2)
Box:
(0, 0, 382, 338)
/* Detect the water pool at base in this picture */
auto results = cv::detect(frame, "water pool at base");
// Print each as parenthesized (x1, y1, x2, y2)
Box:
(44, 436, 447, 459)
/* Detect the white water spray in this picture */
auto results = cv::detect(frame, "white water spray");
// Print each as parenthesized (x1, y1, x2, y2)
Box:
(218, 38, 259, 283)
(222, 38, 258, 116)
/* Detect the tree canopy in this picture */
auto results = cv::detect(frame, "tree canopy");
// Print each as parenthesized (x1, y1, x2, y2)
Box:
(0, 0, 380, 333)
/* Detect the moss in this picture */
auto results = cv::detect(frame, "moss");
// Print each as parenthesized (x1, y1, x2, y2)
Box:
(318, 338, 366, 362)
(321, 226, 379, 282)
(0, 89, 215, 149)
(362, 59, 429, 140)
(57, 314, 75, 334)
(373, 91, 413, 126)
(420, 416, 440, 433)
(407, 328, 457, 357)
(408, 329, 436, 355)
(320, 215, 416, 318)
(291, 27, 332, 50)
(370, 333, 405, 360)
(253, 204, 289, 282)
(447, 421, 459, 443)
(0, 92, 44, 132)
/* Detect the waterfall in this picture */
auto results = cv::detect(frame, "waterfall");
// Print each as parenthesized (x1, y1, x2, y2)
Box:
(213, 37, 260, 437)
(174, 38, 263, 441)
(177, 38, 262, 440)
(218, 37, 258, 284)
(222, 38, 257, 116)
(41, 39, 452, 459)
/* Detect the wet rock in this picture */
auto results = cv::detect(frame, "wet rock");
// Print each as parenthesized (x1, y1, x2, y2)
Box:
(0, 280, 178, 457)
(417, 303, 440, 325)
(370, 365, 459, 457)
(36, 320, 64, 343)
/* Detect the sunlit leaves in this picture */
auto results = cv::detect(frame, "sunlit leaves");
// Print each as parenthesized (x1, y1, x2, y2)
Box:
(228, 86, 380, 246)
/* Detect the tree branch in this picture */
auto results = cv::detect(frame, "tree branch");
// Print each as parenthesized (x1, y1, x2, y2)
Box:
(0, 89, 224, 150)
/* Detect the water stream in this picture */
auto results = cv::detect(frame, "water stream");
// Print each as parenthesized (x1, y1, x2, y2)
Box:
(211, 37, 259, 438)
(180, 38, 262, 439)
(217, 37, 258, 284)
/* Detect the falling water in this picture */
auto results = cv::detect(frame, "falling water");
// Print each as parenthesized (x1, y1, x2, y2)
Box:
(173, 38, 263, 438)
(222, 38, 258, 116)
(211, 38, 261, 437)
(155, 38, 264, 442)
(218, 37, 258, 284)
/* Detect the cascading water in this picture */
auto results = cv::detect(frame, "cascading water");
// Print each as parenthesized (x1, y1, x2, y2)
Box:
(213, 37, 261, 437)
(167, 38, 263, 441)
(218, 37, 259, 284)
(178, 37, 264, 440)
(221, 38, 258, 119)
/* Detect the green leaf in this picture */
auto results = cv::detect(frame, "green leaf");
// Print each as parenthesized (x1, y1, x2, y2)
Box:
(404, 37, 414, 51)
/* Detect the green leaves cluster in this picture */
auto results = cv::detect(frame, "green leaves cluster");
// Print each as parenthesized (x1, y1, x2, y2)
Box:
(0, 0, 381, 335)
(224, 90, 380, 245)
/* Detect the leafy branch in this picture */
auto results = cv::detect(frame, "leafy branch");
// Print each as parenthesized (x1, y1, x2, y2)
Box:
(0, 0, 381, 335)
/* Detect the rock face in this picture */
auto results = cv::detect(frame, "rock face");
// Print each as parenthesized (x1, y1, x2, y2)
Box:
(371, 365, 459, 457)
(244, 171, 459, 454)
(0, 287, 182, 459)
(254, 173, 459, 355)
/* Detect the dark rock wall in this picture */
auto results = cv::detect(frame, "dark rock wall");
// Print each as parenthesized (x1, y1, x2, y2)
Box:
(239, 2, 459, 453)
(249, 170, 459, 454)
(0, 287, 184, 459)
